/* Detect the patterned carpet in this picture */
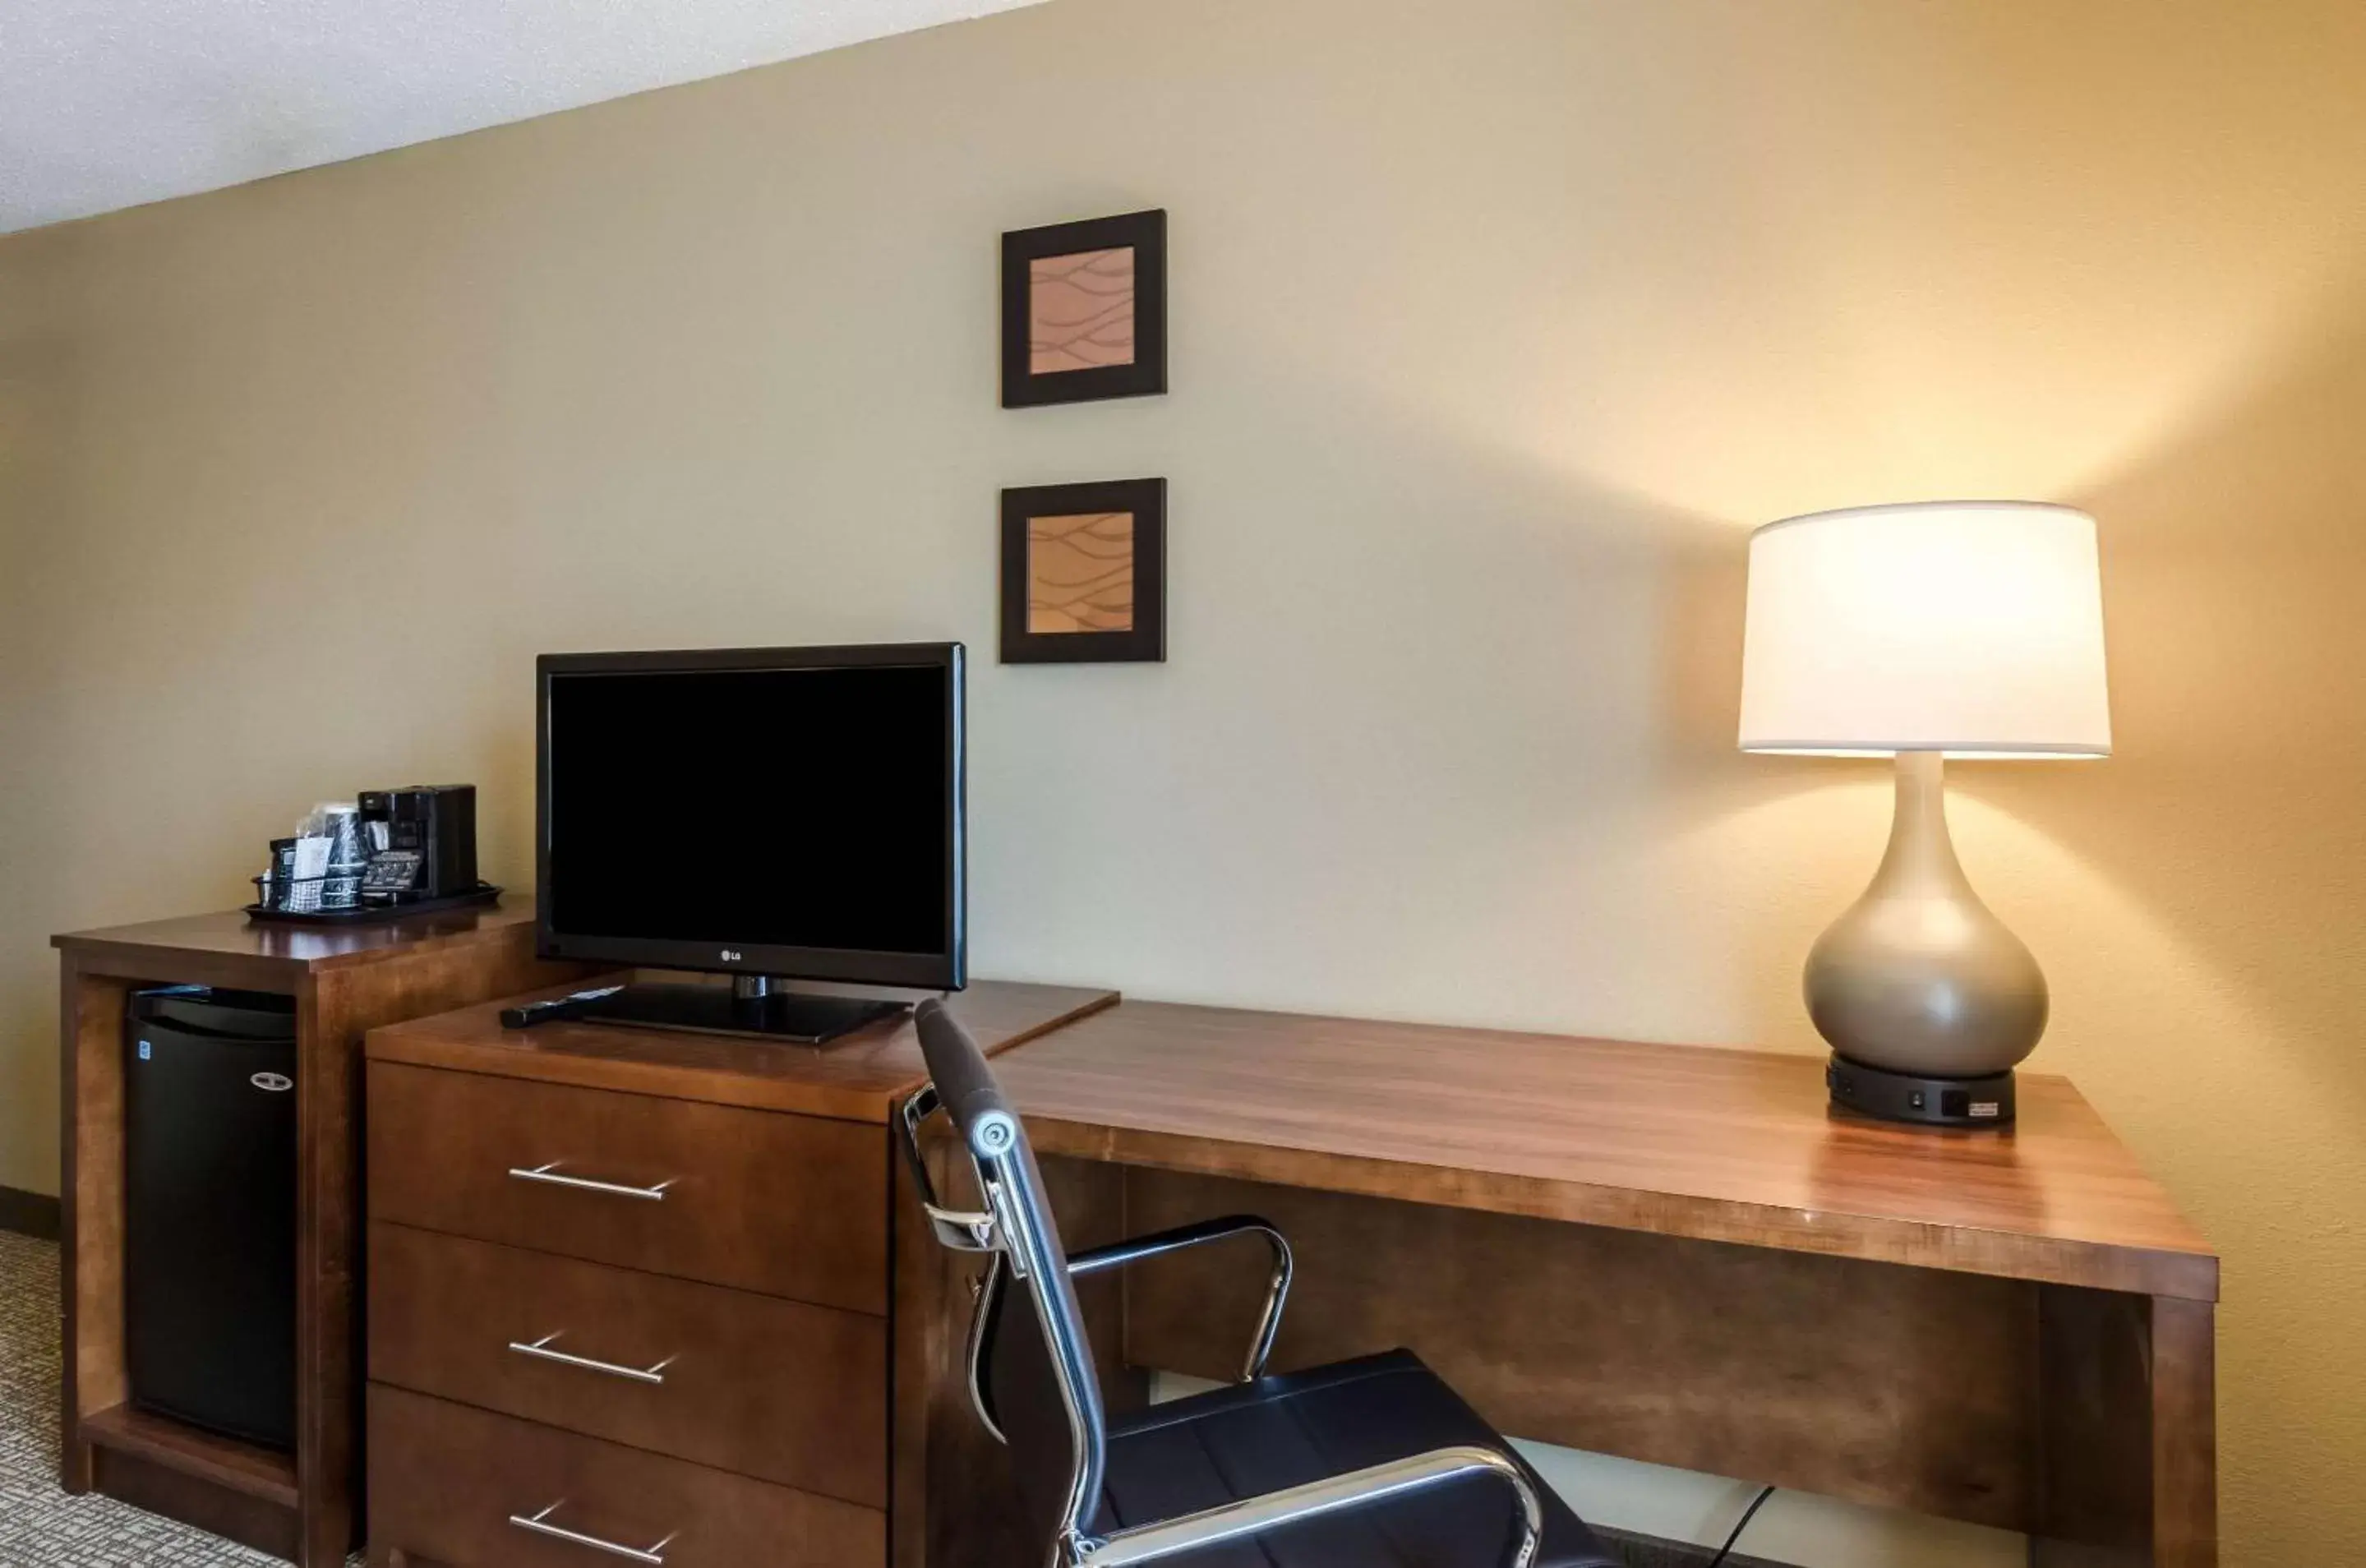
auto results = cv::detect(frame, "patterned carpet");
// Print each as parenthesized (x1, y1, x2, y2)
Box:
(0, 1230, 293, 1567)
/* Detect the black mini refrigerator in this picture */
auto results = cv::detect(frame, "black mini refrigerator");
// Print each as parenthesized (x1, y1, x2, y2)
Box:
(124, 985, 298, 1450)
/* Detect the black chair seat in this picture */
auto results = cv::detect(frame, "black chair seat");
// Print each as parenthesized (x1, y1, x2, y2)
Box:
(1094, 1349, 1620, 1568)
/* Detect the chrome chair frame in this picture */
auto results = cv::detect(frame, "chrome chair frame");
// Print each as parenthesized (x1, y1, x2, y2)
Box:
(896, 1079, 1545, 1568)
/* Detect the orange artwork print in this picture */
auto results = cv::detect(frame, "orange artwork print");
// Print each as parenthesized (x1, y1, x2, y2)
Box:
(1027, 512, 1136, 634)
(1029, 247, 1137, 375)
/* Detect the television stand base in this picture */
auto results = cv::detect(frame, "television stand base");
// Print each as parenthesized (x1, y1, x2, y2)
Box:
(580, 981, 908, 1045)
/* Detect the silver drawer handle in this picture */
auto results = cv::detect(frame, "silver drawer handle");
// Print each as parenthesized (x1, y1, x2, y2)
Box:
(508, 1161, 676, 1201)
(510, 1501, 676, 1564)
(509, 1332, 674, 1385)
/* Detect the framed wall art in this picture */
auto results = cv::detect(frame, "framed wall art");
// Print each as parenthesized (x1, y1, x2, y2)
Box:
(999, 477, 1165, 663)
(1001, 210, 1168, 408)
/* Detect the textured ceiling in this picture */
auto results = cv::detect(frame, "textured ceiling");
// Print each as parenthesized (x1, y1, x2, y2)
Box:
(0, 0, 1050, 234)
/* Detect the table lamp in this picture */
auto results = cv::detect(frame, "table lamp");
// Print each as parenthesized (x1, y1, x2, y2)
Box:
(1738, 501, 2111, 1128)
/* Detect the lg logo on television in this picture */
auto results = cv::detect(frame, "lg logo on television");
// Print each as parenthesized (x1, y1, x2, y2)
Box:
(720, 949, 743, 963)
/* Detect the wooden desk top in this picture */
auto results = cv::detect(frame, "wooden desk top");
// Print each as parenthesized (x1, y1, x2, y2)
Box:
(991, 1002, 2217, 1301)
(367, 975, 1119, 1124)
(54, 903, 541, 986)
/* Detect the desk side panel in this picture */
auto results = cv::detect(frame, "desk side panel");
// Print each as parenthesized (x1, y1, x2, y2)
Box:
(2032, 1288, 2217, 1568)
(2149, 1297, 2217, 1567)
(60, 966, 134, 1491)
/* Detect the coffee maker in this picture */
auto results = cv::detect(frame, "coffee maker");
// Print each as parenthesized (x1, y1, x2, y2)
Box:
(356, 786, 478, 900)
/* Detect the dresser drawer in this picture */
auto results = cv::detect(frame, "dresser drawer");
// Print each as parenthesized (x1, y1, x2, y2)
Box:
(369, 1223, 887, 1506)
(368, 1384, 883, 1567)
(367, 1060, 887, 1312)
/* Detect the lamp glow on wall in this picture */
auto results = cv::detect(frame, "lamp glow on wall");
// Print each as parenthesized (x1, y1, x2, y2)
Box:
(1740, 502, 2111, 1128)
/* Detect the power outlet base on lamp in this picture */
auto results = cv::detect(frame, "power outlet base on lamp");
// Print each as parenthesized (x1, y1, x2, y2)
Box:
(1826, 1054, 2016, 1128)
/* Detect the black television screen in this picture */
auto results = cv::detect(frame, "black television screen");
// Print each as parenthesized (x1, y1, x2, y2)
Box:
(537, 643, 964, 989)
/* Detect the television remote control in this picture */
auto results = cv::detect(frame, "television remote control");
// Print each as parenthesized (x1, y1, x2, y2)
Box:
(500, 985, 625, 1030)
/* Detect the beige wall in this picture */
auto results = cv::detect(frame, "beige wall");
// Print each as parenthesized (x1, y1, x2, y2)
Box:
(3, 0, 2364, 1556)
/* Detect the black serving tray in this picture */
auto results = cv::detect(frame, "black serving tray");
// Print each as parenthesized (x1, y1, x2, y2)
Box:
(244, 883, 502, 926)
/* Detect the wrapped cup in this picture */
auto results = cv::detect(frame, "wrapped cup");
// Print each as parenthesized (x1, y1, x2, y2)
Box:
(293, 803, 367, 911)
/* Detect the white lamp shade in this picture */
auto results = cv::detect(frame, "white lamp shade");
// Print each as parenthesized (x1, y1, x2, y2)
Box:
(1738, 501, 2111, 758)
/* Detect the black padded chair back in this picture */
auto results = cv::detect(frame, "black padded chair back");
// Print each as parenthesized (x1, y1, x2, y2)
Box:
(912, 999, 1109, 1561)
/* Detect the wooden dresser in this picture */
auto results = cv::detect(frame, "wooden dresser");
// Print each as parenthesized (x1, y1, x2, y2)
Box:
(359, 977, 1116, 1568)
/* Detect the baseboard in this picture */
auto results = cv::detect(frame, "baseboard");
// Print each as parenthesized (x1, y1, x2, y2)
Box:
(0, 1183, 62, 1240)
(1601, 1525, 1796, 1568)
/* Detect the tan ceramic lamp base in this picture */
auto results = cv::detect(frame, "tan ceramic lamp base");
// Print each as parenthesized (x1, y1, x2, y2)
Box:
(1807, 751, 2048, 1124)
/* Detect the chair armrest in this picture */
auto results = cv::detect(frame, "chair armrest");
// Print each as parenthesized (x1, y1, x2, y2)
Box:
(895, 1085, 999, 1252)
(1067, 1216, 1293, 1381)
(1073, 1442, 1543, 1568)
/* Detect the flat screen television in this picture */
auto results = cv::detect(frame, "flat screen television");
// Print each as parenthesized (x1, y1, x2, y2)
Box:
(536, 643, 964, 1040)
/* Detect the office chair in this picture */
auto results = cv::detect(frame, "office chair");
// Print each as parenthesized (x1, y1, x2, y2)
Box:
(897, 999, 1621, 1568)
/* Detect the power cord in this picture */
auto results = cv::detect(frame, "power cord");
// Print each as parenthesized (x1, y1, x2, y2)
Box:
(1704, 1485, 1776, 1568)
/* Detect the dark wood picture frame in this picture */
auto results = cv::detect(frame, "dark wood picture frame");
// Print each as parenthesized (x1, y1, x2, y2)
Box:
(1001, 210, 1168, 408)
(1000, 478, 1166, 664)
